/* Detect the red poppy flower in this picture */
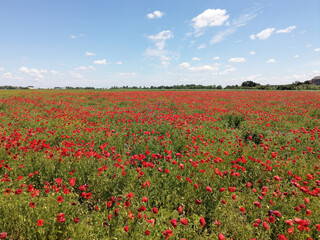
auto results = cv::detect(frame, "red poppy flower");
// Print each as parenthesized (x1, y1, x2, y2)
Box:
(153, 207, 158, 214)
(278, 234, 287, 240)
(171, 218, 177, 228)
(218, 233, 225, 240)
(0, 233, 7, 239)
(200, 217, 205, 227)
(57, 196, 63, 203)
(180, 218, 188, 225)
(57, 213, 65, 223)
(37, 219, 43, 226)
(69, 178, 75, 186)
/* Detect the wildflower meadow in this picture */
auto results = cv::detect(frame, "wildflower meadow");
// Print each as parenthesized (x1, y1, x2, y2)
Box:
(0, 90, 319, 240)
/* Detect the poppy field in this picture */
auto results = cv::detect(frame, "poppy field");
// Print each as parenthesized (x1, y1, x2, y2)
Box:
(0, 90, 320, 240)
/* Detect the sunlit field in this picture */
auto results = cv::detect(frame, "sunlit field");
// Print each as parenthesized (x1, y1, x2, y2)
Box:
(0, 90, 319, 240)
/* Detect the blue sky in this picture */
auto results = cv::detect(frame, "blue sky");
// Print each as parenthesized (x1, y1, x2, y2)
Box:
(0, 0, 319, 88)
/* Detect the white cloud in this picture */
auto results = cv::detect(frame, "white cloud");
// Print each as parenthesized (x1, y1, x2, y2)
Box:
(68, 71, 84, 78)
(161, 61, 170, 67)
(147, 10, 165, 19)
(70, 34, 84, 39)
(247, 74, 261, 80)
(2, 72, 12, 79)
(179, 62, 218, 72)
(229, 57, 246, 63)
(266, 58, 276, 63)
(50, 70, 64, 76)
(144, 30, 175, 66)
(219, 67, 237, 75)
(19, 66, 47, 79)
(250, 34, 256, 40)
(75, 66, 95, 71)
(212, 56, 220, 60)
(85, 52, 96, 56)
(250, 26, 295, 40)
(118, 72, 137, 77)
(276, 25, 296, 33)
(115, 61, 122, 65)
(210, 9, 258, 44)
(210, 28, 236, 44)
(294, 55, 299, 58)
(197, 43, 206, 49)
(251, 28, 275, 40)
(148, 30, 173, 41)
(192, 57, 201, 61)
(189, 65, 219, 72)
(0, 67, 4, 71)
(179, 62, 190, 68)
(144, 48, 165, 57)
(93, 59, 107, 65)
(314, 48, 320, 52)
(147, 30, 173, 51)
(192, 9, 229, 30)
(249, 51, 256, 55)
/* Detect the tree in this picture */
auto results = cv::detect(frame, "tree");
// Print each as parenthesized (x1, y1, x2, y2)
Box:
(241, 81, 260, 87)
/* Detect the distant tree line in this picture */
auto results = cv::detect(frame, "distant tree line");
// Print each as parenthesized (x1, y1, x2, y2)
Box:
(109, 84, 223, 90)
(225, 80, 319, 90)
(109, 80, 320, 90)
(0, 86, 29, 89)
(2, 80, 319, 91)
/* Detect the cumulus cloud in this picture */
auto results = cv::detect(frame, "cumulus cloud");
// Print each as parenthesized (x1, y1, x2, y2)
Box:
(144, 30, 175, 66)
(147, 10, 165, 19)
(19, 66, 47, 79)
(93, 59, 107, 65)
(189, 65, 219, 72)
(115, 61, 122, 65)
(251, 28, 275, 40)
(266, 58, 276, 63)
(85, 52, 96, 56)
(249, 51, 256, 55)
(276, 25, 296, 33)
(179, 62, 218, 72)
(192, 57, 201, 61)
(250, 34, 256, 40)
(148, 30, 173, 50)
(179, 62, 191, 68)
(212, 56, 220, 60)
(314, 48, 320, 52)
(229, 57, 246, 63)
(251, 25, 296, 40)
(294, 55, 299, 58)
(0, 67, 4, 71)
(192, 9, 229, 31)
